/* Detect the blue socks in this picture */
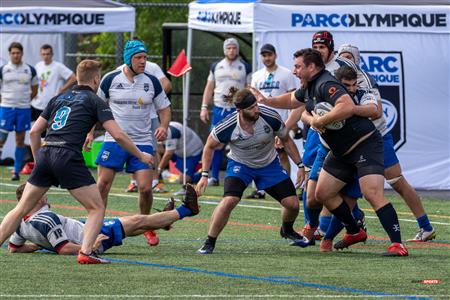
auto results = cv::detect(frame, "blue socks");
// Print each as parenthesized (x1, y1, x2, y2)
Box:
(176, 205, 192, 219)
(211, 149, 223, 181)
(324, 216, 344, 240)
(308, 207, 321, 228)
(302, 191, 309, 224)
(14, 146, 25, 174)
(417, 214, 433, 232)
(319, 215, 332, 233)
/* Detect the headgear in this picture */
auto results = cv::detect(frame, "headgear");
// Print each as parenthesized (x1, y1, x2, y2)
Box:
(338, 44, 360, 65)
(312, 31, 334, 54)
(123, 40, 148, 72)
(223, 38, 239, 56)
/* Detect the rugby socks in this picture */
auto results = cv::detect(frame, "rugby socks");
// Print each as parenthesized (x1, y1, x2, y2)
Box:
(352, 203, 363, 220)
(319, 215, 332, 233)
(14, 146, 25, 174)
(417, 214, 433, 232)
(211, 149, 223, 181)
(282, 220, 295, 233)
(176, 205, 192, 219)
(375, 203, 402, 243)
(205, 235, 217, 248)
(301, 191, 309, 224)
(330, 201, 359, 234)
(308, 207, 321, 229)
(324, 216, 344, 240)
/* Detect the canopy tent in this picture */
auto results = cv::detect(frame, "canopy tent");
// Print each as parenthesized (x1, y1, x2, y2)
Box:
(187, 0, 450, 189)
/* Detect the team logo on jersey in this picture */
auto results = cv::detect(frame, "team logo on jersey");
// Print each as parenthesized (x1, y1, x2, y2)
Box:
(233, 165, 241, 173)
(263, 125, 270, 133)
(101, 150, 110, 161)
(361, 51, 405, 150)
(116, 83, 124, 89)
(144, 83, 149, 92)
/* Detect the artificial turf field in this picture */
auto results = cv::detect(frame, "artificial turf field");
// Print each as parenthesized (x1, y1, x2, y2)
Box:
(0, 166, 448, 299)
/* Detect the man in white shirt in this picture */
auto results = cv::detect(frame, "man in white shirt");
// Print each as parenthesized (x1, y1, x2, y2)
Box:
(247, 43, 298, 199)
(32, 44, 76, 121)
(0, 42, 38, 181)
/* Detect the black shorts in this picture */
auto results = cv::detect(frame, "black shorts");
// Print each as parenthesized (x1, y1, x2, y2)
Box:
(28, 146, 96, 190)
(323, 131, 384, 183)
(31, 107, 43, 122)
(223, 176, 296, 202)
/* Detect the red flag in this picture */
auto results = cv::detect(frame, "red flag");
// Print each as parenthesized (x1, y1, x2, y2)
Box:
(167, 49, 192, 77)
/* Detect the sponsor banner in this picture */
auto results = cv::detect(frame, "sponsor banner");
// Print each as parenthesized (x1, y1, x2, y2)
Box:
(360, 51, 405, 150)
(189, 2, 254, 32)
(0, 6, 135, 33)
(255, 4, 450, 33)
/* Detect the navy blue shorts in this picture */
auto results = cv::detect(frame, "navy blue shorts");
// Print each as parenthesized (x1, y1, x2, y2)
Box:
(28, 147, 96, 189)
(0, 107, 31, 132)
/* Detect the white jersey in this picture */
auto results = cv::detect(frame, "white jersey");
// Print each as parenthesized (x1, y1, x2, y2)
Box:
(207, 58, 251, 109)
(212, 106, 287, 168)
(0, 61, 38, 108)
(117, 62, 167, 119)
(9, 205, 84, 252)
(98, 68, 171, 145)
(251, 65, 298, 121)
(32, 61, 74, 110)
(166, 121, 203, 157)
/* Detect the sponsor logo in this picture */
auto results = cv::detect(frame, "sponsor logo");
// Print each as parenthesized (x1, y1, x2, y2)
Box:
(233, 165, 241, 173)
(116, 83, 124, 89)
(196, 10, 242, 25)
(0, 12, 105, 26)
(361, 51, 405, 150)
(101, 150, 110, 161)
(291, 13, 447, 28)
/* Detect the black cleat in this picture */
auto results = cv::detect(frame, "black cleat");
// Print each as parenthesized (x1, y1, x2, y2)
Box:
(162, 197, 176, 231)
(11, 173, 20, 181)
(280, 227, 310, 248)
(197, 242, 214, 254)
(182, 184, 199, 216)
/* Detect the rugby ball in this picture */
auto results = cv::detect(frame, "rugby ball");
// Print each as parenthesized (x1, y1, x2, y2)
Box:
(314, 102, 345, 130)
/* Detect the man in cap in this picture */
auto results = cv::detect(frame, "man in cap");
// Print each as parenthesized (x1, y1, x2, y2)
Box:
(199, 38, 252, 186)
(93, 39, 171, 247)
(246, 43, 298, 199)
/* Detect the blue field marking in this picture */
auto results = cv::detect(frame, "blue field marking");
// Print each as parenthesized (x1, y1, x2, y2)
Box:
(107, 258, 430, 300)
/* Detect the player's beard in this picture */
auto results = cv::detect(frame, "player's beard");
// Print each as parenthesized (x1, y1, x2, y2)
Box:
(242, 110, 259, 122)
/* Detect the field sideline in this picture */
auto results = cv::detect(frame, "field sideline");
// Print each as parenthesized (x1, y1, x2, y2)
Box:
(0, 167, 449, 299)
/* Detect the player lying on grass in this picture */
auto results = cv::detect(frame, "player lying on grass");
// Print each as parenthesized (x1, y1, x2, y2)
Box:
(7, 183, 199, 258)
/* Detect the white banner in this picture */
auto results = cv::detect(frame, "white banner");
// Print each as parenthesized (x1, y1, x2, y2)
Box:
(256, 30, 450, 189)
(189, 2, 254, 33)
(0, 6, 135, 33)
(255, 4, 450, 33)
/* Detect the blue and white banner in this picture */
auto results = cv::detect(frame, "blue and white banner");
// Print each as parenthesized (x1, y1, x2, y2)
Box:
(0, 6, 135, 33)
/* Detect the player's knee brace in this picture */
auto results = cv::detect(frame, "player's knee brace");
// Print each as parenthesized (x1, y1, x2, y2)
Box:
(386, 175, 403, 186)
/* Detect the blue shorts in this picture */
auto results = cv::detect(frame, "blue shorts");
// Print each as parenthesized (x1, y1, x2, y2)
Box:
(341, 176, 362, 199)
(383, 133, 399, 168)
(302, 128, 321, 168)
(172, 153, 202, 178)
(95, 142, 154, 173)
(0, 107, 31, 132)
(309, 144, 328, 181)
(212, 105, 236, 127)
(99, 219, 125, 252)
(226, 158, 289, 190)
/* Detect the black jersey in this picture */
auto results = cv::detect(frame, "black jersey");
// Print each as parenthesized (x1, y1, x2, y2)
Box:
(295, 69, 375, 156)
(41, 85, 114, 152)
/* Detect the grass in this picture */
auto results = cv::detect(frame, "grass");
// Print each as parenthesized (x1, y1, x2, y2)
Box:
(0, 166, 449, 299)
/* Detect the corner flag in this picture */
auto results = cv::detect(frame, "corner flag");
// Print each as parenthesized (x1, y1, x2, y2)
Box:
(167, 49, 192, 77)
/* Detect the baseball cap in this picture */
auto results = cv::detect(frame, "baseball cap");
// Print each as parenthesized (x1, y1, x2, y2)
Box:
(260, 43, 276, 54)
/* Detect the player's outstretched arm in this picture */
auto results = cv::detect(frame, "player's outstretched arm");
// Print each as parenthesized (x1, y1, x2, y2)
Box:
(8, 243, 41, 253)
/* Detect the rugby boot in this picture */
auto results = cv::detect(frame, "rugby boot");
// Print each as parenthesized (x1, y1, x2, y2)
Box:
(301, 224, 317, 246)
(334, 228, 367, 250)
(197, 242, 215, 254)
(144, 230, 160, 246)
(280, 227, 309, 248)
(406, 228, 436, 242)
(77, 251, 110, 264)
(182, 183, 199, 216)
(382, 243, 409, 257)
(320, 239, 333, 252)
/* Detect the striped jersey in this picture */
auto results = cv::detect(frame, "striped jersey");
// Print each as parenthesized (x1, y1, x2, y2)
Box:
(9, 205, 84, 253)
(98, 68, 171, 145)
(207, 58, 251, 109)
(0, 62, 38, 108)
(212, 105, 287, 168)
(166, 121, 203, 157)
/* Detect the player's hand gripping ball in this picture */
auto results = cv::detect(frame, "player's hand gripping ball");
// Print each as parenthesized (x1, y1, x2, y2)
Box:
(314, 102, 345, 130)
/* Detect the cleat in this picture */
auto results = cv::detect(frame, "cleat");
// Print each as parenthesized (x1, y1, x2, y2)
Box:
(320, 239, 333, 252)
(197, 242, 214, 254)
(245, 190, 265, 199)
(280, 227, 309, 248)
(162, 198, 176, 231)
(406, 228, 436, 242)
(153, 183, 167, 193)
(355, 210, 367, 233)
(77, 251, 110, 264)
(182, 184, 199, 216)
(301, 224, 316, 246)
(144, 230, 160, 246)
(11, 173, 20, 181)
(382, 243, 409, 257)
(126, 182, 138, 193)
(207, 178, 219, 186)
(20, 162, 34, 175)
(314, 228, 325, 241)
(334, 228, 367, 250)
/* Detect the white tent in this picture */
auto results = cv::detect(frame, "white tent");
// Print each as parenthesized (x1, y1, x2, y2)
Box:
(187, 0, 450, 190)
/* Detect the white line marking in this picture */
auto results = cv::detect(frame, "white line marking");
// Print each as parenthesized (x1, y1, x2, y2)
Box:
(0, 295, 448, 299)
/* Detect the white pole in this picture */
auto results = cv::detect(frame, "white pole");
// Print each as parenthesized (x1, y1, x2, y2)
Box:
(182, 27, 193, 186)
